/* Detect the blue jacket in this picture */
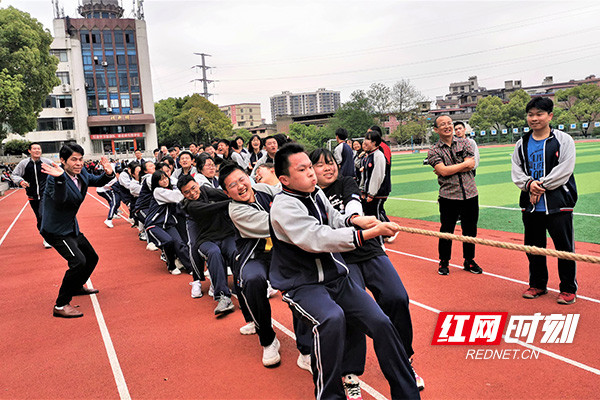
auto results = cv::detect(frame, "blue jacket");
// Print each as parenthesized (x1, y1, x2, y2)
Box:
(41, 168, 115, 236)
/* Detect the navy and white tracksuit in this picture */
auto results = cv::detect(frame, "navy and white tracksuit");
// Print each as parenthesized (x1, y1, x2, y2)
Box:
(145, 188, 191, 272)
(322, 176, 415, 376)
(96, 177, 121, 220)
(10, 156, 53, 231)
(269, 186, 419, 400)
(359, 149, 391, 223)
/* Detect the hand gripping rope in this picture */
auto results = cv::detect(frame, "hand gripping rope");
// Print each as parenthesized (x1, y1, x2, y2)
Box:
(394, 226, 600, 264)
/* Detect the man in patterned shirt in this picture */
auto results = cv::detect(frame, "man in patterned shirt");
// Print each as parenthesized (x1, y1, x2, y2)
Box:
(426, 115, 483, 276)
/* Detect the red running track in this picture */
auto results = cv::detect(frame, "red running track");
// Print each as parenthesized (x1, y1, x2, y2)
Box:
(1, 188, 599, 399)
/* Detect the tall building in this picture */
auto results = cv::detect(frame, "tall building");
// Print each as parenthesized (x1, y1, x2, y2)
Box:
(270, 88, 340, 121)
(219, 103, 262, 130)
(26, 0, 157, 156)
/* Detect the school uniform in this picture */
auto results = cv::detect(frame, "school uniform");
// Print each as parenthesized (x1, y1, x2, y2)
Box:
(359, 149, 391, 222)
(40, 167, 115, 307)
(11, 156, 53, 231)
(270, 185, 420, 400)
(322, 176, 415, 375)
(145, 188, 191, 272)
(96, 177, 121, 220)
(195, 173, 220, 189)
(334, 142, 355, 177)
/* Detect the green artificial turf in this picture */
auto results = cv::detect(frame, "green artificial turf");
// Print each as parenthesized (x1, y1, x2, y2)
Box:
(387, 141, 600, 244)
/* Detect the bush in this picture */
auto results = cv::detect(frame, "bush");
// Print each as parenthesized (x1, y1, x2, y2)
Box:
(3, 139, 30, 155)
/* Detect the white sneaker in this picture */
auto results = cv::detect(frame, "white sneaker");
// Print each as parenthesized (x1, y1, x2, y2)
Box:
(267, 281, 278, 298)
(169, 268, 182, 275)
(104, 219, 114, 228)
(208, 283, 214, 298)
(342, 374, 362, 400)
(139, 231, 147, 241)
(174, 258, 184, 270)
(146, 242, 159, 251)
(262, 338, 281, 367)
(227, 266, 233, 276)
(190, 280, 203, 298)
(240, 321, 256, 335)
(113, 213, 121, 219)
(43, 240, 52, 249)
(297, 353, 312, 373)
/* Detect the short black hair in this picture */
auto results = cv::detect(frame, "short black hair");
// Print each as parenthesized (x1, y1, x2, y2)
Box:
(433, 115, 452, 128)
(453, 121, 465, 129)
(526, 97, 553, 113)
(309, 148, 336, 166)
(168, 147, 175, 152)
(176, 173, 196, 191)
(196, 153, 214, 171)
(189, 142, 198, 147)
(178, 150, 193, 160)
(364, 130, 382, 146)
(368, 125, 382, 135)
(218, 163, 246, 190)
(28, 142, 41, 150)
(275, 143, 305, 177)
(255, 162, 274, 172)
(141, 160, 154, 174)
(161, 156, 175, 167)
(59, 142, 85, 161)
(229, 139, 240, 151)
(218, 139, 230, 146)
(174, 145, 181, 150)
(273, 133, 290, 148)
(127, 161, 140, 172)
(153, 148, 160, 154)
(335, 128, 348, 141)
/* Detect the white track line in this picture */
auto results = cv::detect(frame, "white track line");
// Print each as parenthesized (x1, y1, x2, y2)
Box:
(388, 197, 600, 218)
(86, 279, 131, 400)
(0, 188, 19, 202)
(271, 319, 389, 400)
(386, 249, 600, 376)
(0, 202, 28, 248)
(386, 248, 600, 304)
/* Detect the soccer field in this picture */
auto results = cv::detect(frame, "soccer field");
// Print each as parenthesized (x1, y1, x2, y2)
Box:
(386, 141, 600, 244)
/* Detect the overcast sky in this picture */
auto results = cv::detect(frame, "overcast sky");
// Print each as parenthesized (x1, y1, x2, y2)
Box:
(4, 0, 600, 123)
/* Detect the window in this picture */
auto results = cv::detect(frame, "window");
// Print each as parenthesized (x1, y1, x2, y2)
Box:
(131, 93, 141, 108)
(117, 54, 126, 65)
(103, 31, 113, 46)
(56, 95, 72, 108)
(62, 118, 74, 130)
(107, 73, 117, 88)
(99, 99, 109, 109)
(128, 54, 137, 65)
(56, 72, 70, 85)
(110, 98, 120, 108)
(50, 50, 68, 62)
(125, 31, 135, 46)
(80, 31, 90, 44)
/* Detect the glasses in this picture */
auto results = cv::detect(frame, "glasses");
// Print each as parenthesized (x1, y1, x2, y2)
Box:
(227, 175, 246, 190)
(181, 184, 199, 196)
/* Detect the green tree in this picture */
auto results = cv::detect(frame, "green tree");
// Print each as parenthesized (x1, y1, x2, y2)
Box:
(555, 84, 600, 136)
(288, 123, 333, 152)
(393, 117, 429, 145)
(367, 83, 392, 116)
(232, 128, 252, 143)
(0, 7, 60, 140)
(328, 90, 375, 138)
(469, 95, 504, 132)
(3, 139, 31, 155)
(551, 107, 577, 129)
(501, 89, 530, 131)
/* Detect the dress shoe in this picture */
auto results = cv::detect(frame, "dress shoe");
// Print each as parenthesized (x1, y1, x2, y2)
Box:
(73, 286, 99, 296)
(53, 304, 83, 318)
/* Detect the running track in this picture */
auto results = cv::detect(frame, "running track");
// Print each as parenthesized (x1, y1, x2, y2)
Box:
(1, 188, 599, 399)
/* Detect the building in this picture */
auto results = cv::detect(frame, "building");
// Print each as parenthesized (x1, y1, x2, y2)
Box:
(275, 112, 334, 134)
(248, 123, 277, 138)
(25, 0, 157, 156)
(219, 103, 262, 130)
(270, 88, 340, 121)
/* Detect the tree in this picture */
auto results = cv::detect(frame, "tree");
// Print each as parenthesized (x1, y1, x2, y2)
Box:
(469, 95, 504, 132)
(232, 128, 252, 142)
(551, 107, 577, 129)
(367, 83, 392, 116)
(327, 90, 375, 138)
(555, 84, 600, 136)
(288, 123, 333, 152)
(155, 94, 233, 147)
(0, 7, 60, 140)
(501, 89, 530, 131)
(3, 139, 31, 155)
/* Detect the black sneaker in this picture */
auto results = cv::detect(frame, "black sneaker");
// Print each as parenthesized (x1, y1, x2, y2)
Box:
(464, 259, 483, 274)
(438, 260, 449, 275)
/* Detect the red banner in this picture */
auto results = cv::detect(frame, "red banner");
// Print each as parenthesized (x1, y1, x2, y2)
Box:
(90, 132, 144, 140)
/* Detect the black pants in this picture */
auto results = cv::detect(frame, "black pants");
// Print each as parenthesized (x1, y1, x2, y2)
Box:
(438, 196, 479, 262)
(42, 232, 99, 307)
(362, 196, 390, 223)
(28, 199, 43, 232)
(522, 211, 577, 294)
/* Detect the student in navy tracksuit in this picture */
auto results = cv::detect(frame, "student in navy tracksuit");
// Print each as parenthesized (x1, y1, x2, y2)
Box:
(333, 128, 355, 178)
(145, 170, 192, 275)
(10, 142, 53, 246)
(219, 164, 283, 367)
(311, 148, 424, 392)
(269, 143, 419, 400)
(359, 130, 391, 224)
(96, 176, 120, 228)
(40, 143, 115, 318)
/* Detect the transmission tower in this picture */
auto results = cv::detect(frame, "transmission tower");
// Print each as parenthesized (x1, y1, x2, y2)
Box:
(191, 53, 214, 99)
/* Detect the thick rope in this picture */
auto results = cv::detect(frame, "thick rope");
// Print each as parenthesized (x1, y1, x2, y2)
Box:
(395, 225, 600, 264)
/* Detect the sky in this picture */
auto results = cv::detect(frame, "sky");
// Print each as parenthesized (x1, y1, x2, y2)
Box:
(4, 0, 600, 123)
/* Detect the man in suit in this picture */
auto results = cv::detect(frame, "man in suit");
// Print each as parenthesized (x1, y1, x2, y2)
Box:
(40, 143, 115, 318)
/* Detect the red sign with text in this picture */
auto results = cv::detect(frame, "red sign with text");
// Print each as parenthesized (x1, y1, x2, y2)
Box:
(432, 312, 508, 345)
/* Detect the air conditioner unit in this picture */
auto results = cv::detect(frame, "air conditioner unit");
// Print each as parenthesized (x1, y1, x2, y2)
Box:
(128, 109, 135, 114)
(61, 84, 70, 93)
(65, 107, 73, 113)
(66, 131, 72, 139)
(101, 61, 108, 67)
(107, 107, 112, 112)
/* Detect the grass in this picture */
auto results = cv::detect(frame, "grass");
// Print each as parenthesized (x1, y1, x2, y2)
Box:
(386, 141, 600, 244)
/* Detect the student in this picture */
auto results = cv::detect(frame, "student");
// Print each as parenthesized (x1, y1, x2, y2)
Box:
(511, 97, 578, 304)
(144, 170, 191, 275)
(254, 163, 280, 187)
(333, 128, 355, 177)
(234, 136, 250, 161)
(96, 175, 120, 228)
(189, 143, 199, 156)
(11, 142, 54, 247)
(426, 115, 482, 276)
(170, 150, 197, 186)
(216, 139, 231, 160)
(250, 136, 278, 178)
(310, 148, 425, 392)
(219, 164, 283, 367)
(359, 130, 392, 227)
(453, 121, 480, 170)
(195, 153, 220, 188)
(40, 143, 115, 318)
(247, 134, 264, 172)
(178, 174, 237, 316)
(269, 143, 420, 400)
(229, 139, 250, 170)
(133, 161, 158, 250)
